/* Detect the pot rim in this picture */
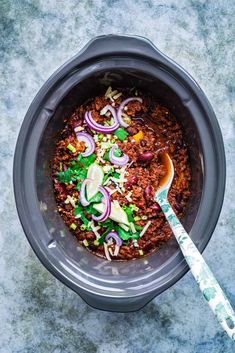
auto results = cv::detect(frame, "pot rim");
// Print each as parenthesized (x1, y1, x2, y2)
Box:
(13, 34, 226, 299)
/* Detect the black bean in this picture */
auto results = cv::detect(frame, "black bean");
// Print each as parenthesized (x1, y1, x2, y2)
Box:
(140, 139, 147, 147)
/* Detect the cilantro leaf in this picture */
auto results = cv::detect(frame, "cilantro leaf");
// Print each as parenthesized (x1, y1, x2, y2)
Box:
(103, 149, 110, 161)
(80, 153, 96, 167)
(122, 205, 135, 222)
(116, 226, 139, 241)
(89, 192, 103, 204)
(57, 168, 74, 183)
(74, 206, 89, 225)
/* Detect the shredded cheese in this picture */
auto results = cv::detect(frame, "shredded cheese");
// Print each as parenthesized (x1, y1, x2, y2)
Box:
(113, 92, 122, 100)
(105, 86, 112, 98)
(139, 221, 152, 237)
(113, 245, 120, 256)
(125, 191, 133, 202)
(74, 126, 84, 132)
(104, 243, 111, 261)
(132, 240, 139, 248)
(64, 195, 76, 208)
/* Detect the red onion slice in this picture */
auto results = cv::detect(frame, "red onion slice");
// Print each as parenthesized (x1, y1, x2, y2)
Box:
(117, 97, 143, 127)
(105, 231, 122, 247)
(92, 186, 111, 222)
(109, 144, 129, 166)
(80, 178, 93, 206)
(84, 105, 119, 133)
(75, 131, 95, 157)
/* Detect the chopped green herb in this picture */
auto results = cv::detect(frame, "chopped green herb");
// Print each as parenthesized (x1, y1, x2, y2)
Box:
(103, 149, 110, 161)
(70, 223, 77, 230)
(114, 128, 129, 141)
(57, 168, 74, 183)
(74, 206, 89, 225)
(113, 172, 120, 179)
(80, 153, 96, 167)
(89, 192, 103, 204)
(59, 162, 63, 171)
(113, 148, 122, 157)
(83, 239, 89, 246)
(67, 143, 76, 153)
(135, 225, 143, 231)
(98, 133, 104, 140)
(116, 226, 139, 241)
(122, 205, 135, 222)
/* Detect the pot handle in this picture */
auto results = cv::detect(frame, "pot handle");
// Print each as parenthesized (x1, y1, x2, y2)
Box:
(73, 34, 169, 65)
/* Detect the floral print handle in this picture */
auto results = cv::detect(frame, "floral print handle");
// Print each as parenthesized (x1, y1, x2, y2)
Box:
(156, 189, 235, 340)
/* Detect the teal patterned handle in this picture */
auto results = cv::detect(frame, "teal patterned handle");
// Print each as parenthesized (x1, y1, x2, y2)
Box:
(156, 190, 235, 340)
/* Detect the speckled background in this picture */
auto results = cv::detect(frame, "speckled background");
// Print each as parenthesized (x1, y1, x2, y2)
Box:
(1, 0, 235, 352)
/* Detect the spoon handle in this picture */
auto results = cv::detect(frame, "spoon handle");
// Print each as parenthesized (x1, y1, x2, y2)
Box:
(156, 196, 235, 340)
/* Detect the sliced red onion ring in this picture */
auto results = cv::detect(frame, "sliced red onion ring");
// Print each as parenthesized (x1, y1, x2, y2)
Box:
(75, 131, 95, 157)
(92, 186, 111, 222)
(117, 97, 143, 127)
(105, 231, 122, 247)
(84, 105, 119, 133)
(109, 144, 129, 166)
(80, 178, 92, 206)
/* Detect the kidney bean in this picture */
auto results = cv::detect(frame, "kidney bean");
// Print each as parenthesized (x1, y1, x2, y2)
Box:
(137, 152, 154, 163)
(174, 203, 183, 213)
(140, 139, 147, 147)
(127, 126, 138, 136)
(144, 185, 153, 201)
(126, 175, 138, 189)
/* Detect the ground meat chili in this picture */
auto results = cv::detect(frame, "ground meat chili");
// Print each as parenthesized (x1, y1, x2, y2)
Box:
(52, 87, 191, 261)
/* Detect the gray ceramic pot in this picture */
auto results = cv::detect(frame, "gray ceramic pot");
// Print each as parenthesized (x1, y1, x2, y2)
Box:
(13, 35, 225, 312)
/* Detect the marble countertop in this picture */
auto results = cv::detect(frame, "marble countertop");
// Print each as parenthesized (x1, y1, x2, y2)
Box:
(1, 0, 235, 352)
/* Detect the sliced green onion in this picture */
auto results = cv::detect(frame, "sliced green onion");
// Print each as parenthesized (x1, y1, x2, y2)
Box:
(129, 204, 139, 212)
(139, 249, 144, 256)
(94, 240, 99, 246)
(67, 143, 76, 153)
(83, 239, 89, 247)
(134, 216, 141, 221)
(80, 224, 87, 231)
(142, 215, 148, 220)
(70, 223, 77, 230)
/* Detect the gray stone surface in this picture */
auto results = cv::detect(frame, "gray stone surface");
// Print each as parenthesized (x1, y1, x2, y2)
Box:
(0, 0, 235, 352)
